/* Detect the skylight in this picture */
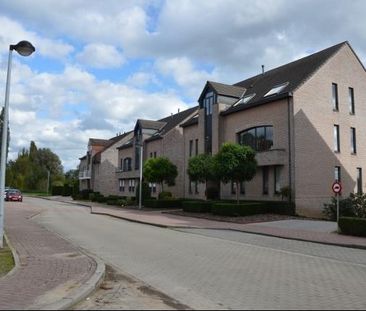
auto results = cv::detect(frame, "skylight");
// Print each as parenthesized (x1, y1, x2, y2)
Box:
(233, 93, 256, 107)
(264, 82, 289, 97)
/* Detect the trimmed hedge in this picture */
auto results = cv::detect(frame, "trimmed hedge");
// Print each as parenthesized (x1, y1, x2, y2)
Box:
(144, 199, 183, 209)
(212, 202, 265, 216)
(52, 186, 64, 196)
(182, 201, 212, 213)
(339, 217, 366, 237)
(211, 201, 295, 217)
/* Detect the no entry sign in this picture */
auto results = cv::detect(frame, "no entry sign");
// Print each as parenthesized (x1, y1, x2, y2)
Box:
(332, 181, 342, 194)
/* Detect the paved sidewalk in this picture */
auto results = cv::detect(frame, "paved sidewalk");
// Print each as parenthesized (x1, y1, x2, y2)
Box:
(0, 203, 105, 310)
(53, 196, 366, 250)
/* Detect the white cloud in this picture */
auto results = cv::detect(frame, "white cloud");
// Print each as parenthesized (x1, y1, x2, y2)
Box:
(76, 43, 125, 69)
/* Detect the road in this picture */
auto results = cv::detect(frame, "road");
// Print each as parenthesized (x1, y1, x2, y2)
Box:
(28, 197, 366, 310)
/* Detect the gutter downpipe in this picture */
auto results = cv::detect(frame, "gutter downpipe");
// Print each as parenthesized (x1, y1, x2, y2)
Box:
(287, 93, 294, 212)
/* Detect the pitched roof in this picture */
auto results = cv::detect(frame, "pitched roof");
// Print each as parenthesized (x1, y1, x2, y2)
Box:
(222, 41, 348, 116)
(146, 106, 199, 141)
(93, 131, 133, 161)
(89, 138, 110, 146)
(180, 114, 199, 128)
(136, 119, 167, 131)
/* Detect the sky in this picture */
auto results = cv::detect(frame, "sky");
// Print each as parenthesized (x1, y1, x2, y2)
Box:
(0, 0, 366, 171)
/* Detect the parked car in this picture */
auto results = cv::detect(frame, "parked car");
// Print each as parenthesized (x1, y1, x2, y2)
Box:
(5, 189, 23, 202)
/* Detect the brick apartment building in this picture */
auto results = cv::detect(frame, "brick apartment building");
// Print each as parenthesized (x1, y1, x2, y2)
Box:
(79, 41, 366, 217)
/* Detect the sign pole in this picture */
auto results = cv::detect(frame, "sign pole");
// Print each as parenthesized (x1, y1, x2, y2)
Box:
(336, 192, 340, 232)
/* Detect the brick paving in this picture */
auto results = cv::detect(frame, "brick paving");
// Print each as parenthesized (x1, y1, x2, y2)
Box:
(0, 202, 97, 310)
(80, 201, 366, 249)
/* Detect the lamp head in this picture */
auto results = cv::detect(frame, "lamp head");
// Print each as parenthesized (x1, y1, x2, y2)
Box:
(10, 41, 35, 57)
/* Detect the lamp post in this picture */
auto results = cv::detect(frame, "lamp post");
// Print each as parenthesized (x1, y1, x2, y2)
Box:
(0, 41, 35, 248)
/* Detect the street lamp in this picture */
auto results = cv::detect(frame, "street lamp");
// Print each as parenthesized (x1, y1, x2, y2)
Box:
(0, 40, 35, 248)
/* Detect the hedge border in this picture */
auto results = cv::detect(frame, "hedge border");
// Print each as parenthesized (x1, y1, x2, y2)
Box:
(339, 217, 366, 237)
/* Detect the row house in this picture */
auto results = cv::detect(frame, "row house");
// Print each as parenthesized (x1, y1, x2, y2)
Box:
(79, 41, 366, 217)
(181, 41, 366, 217)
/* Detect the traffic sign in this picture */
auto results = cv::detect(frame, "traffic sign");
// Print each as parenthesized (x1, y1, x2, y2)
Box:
(332, 181, 342, 194)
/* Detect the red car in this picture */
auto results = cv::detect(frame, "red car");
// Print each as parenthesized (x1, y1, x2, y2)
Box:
(5, 190, 23, 202)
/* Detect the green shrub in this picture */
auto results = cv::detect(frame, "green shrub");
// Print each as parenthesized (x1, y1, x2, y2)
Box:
(261, 201, 296, 215)
(80, 189, 93, 200)
(206, 187, 220, 200)
(51, 186, 64, 195)
(212, 202, 265, 216)
(144, 199, 183, 209)
(96, 195, 107, 203)
(158, 191, 172, 199)
(182, 201, 212, 213)
(323, 193, 366, 220)
(62, 185, 73, 196)
(339, 217, 366, 237)
(135, 182, 151, 204)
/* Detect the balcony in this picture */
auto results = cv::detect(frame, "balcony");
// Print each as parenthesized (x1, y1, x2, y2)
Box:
(79, 170, 91, 179)
(255, 148, 286, 166)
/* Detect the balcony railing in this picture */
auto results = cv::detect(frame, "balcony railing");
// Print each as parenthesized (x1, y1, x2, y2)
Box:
(79, 170, 91, 179)
(255, 148, 286, 166)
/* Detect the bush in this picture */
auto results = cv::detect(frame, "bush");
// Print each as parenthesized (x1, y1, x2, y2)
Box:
(339, 217, 366, 237)
(62, 184, 73, 196)
(135, 182, 151, 204)
(80, 189, 93, 200)
(182, 201, 212, 213)
(144, 199, 183, 209)
(51, 186, 64, 196)
(206, 187, 219, 200)
(211, 200, 295, 216)
(323, 195, 362, 221)
(212, 202, 265, 216)
(158, 191, 172, 199)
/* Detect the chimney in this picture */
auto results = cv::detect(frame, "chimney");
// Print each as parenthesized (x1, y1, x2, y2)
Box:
(262, 65, 265, 74)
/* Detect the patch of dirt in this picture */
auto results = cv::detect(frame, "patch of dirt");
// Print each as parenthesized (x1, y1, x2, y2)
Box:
(73, 265, 191, 310)
(166, 210, 305, 224)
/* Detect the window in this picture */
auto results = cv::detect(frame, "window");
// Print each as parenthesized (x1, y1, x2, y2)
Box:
(154, 152, 157, 158)
(238, 126, 273, 152)
(129, 179, 135, 192)
(203, 91, 214, 115)
(335, 166, 341, 182)
(274, 166, 281, 194)
(334, 125, 340, 152)
(120, 158, 123, 170)
(349, 87, 355, 114)
(135, 146, 140, 169)
(189, 140, 193, 157)
(188, 178, 193, 194)
(263, 167, 269, 195)
(351, 127, 357, 154)
(149, 182, 156, 193)
(195, 181, 199, 194)
(150, 152, 153, 158)
(233, 93, 256, 106)
(119, 179, 125, 192)
(264, 82, 288, 97)
(231, 181, 236, 195)
(195, 139, 199, 156)
(357, 168, 363, 194)
(332, 83, 339, 111)
(240, 181, 245, 195)
(123, 158, 132, 171)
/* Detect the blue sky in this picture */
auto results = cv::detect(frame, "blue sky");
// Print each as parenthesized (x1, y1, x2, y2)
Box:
(0, 0, 366, 171)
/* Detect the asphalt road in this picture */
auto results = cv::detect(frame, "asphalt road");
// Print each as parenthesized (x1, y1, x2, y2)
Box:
(29, 197, 366, 310)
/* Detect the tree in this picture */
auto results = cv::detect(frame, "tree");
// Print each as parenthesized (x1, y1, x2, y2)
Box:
(214, 142, 257, 204)
(187, 153, 216, 199)
(143, 157, 178, 194)
(5, 141, 64, 191)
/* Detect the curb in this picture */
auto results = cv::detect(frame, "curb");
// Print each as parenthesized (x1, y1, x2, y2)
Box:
(33, 254, 105, 310)
(14, 197, 106, 310)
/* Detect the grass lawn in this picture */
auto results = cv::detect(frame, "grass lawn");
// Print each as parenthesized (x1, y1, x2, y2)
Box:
(0, 239, 14, 277)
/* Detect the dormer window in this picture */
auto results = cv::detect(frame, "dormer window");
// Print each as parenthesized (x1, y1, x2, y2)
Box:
(233, 93, 256, 107)
(264, 82, 289, 97)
